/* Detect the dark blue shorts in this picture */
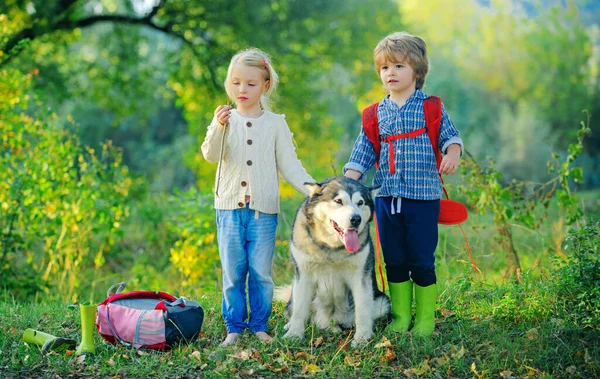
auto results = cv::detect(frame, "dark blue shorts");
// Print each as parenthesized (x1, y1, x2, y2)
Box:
(375, 197, 440, 286)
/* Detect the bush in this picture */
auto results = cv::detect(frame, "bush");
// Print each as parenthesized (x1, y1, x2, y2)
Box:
(552, 219, 600, 329)
(0, 69, 131, 301)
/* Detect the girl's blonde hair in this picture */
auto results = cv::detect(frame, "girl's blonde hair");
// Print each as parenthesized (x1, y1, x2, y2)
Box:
(224, 48, 279, 112)
(374, 32, 429, 89)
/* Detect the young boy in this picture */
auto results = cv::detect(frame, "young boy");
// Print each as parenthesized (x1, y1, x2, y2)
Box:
(344, 32, 463, 336)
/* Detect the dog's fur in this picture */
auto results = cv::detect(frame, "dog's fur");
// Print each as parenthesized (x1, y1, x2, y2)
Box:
(278, 176, 390, 346)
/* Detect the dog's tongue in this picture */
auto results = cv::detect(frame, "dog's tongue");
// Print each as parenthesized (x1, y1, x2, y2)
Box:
(344, 230, 359, 252)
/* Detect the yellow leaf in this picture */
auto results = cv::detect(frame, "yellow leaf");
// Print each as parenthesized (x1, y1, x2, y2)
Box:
(374, 336, 393, 348)
(189, 350, 201, 361)
(344, 355, 361, 367)
(303, 363, 321, 374)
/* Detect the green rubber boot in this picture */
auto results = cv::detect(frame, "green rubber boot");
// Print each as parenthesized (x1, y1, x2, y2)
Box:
(22, 329, 76, 354)
(387, 281, 413, 332)
(75, 304, 96, 355)
(412, 284, 437, 336)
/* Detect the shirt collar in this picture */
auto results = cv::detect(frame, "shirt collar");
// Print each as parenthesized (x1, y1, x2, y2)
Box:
(381, 89, 427, 108)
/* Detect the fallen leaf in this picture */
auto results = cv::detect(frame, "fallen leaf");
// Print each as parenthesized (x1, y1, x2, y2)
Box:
(230, 349, 252, 360)
(344, 355, 361, 367)
(76, 354, 86, 365)
(500, 369, 515, 378)
(566, 366, 577, 375)
(295, 352, 308, 360)
(312, 336, 324, 348)
(470, 362, 478, 375)
(584, 349, 592, 364)
(302, 362, 321, 374)
(440, 309, 455, 318)
(263, 363, 288, 373)
(241, 368, 255, 376)
(64, 350, 73, 357)
(451, 346, 466, 359)
(380, 348, 396, 363)
(526, 328, 538, 340)
(107, 358, 115, 366)
(189, 350, 201, 362)
(375, 337, 393, 348)
(336, 340, 350, 351)
(431, 354, 449, 366)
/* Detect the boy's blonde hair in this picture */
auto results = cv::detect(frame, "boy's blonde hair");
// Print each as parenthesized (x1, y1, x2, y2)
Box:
(224, 48, 279, 112)
(374, 32, 429, 89)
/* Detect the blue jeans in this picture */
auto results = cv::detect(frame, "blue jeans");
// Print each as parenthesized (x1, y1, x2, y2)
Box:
(216, 205, 278, 333)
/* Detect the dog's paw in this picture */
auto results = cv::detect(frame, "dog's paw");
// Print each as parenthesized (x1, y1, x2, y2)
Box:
(283, 327, 305, 340)
(283, 322, 291, 331)
(351, 331, 373, 347)
(329, 325, 342, 334)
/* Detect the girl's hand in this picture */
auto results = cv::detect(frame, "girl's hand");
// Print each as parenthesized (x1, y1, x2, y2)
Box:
(215, 105, 232, 125)
(439, 144, 461, 175)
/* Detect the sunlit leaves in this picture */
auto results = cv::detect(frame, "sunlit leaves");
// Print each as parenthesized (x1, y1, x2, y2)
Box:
(0, 70, 132, 298)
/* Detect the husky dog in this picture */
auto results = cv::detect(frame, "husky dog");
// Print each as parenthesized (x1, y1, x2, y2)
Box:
(279, 176, 390, 346)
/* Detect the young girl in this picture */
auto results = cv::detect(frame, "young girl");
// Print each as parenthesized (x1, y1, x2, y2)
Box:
(201, 48, 315, 347)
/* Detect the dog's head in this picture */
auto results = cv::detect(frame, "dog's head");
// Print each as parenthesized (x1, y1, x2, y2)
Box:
(303, 176, 379, 253)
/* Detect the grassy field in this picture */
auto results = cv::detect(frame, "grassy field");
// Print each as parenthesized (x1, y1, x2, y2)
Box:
(1, 193, 598, 378)
(1, 271, 598, 378)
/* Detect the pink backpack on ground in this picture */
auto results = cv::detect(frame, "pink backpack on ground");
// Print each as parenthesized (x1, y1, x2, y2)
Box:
(96, 282, 204, 350)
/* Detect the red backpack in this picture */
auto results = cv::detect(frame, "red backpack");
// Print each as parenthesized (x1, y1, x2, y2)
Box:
(361, 96, 468, 224)
(362, 96, 444, 174)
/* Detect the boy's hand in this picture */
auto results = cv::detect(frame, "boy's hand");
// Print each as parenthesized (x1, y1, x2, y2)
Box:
(215, 105, 232, 125)
(440, 144, 461, 175)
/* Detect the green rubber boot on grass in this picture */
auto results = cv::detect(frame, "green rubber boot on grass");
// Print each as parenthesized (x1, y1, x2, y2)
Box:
(75, 304, 96, 355)
(412, 283, 437, 337)
(22, 329, 77, 354)
(387, 281, 413, 333)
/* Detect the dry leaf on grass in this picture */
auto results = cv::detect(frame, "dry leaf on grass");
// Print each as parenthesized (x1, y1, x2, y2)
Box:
(312, 336, 324, 347)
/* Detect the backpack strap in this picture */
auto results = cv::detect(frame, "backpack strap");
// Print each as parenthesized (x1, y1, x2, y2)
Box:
(361, 97, 443, 173)
(423, 96, 448, 198)
(424, 96, 443, 171)
(361, 103, 381, 167)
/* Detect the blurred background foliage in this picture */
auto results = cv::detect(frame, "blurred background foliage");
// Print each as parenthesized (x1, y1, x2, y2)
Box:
(0, 0, 598, 301)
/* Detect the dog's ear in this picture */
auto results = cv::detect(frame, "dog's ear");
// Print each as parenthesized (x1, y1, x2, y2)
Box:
(366, 185, 381, 198)
(304, 182, 323, 197)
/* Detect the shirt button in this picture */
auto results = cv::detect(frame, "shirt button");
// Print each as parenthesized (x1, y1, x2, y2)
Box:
(247, 139, 252, 145)
(247, 160, 252, 166)
(241, 181, 247, 187)
(246, 122, 252, 127)
(238, 202, 244, 207)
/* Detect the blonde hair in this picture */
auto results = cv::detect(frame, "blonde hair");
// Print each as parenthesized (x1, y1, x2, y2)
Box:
(374, 32, 429, 89)
(224, 48, 279, 112)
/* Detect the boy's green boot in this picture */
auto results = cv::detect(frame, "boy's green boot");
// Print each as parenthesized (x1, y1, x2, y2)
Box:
(387, 281, 413, 332)
(412, 283, 437, 337)
(75, 304, 97, 355)
(22, 329, 77, 353)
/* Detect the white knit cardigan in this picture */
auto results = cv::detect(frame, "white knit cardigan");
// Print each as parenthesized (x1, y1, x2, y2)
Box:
(201, 109, 314, 214)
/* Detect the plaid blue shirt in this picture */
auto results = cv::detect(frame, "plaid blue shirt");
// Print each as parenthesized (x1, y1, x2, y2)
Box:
(343, 90, 463, 200)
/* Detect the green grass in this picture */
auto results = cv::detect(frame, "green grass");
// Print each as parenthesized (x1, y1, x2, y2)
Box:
(1, 276, 598, 379)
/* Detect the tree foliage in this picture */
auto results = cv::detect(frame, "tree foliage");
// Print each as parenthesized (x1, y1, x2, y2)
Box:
(0, 69, 131, 299)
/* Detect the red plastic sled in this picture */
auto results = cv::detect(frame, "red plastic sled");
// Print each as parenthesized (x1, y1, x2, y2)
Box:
(439, 199, 469, 225)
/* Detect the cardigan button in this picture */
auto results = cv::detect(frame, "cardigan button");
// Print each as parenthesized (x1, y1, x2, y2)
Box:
(238, 202, 244, 207)
(246, 121, 252, 127)
(247, 139, 252, 145)
(241, 181, 247, 187)
(247, 160, 252, 166)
